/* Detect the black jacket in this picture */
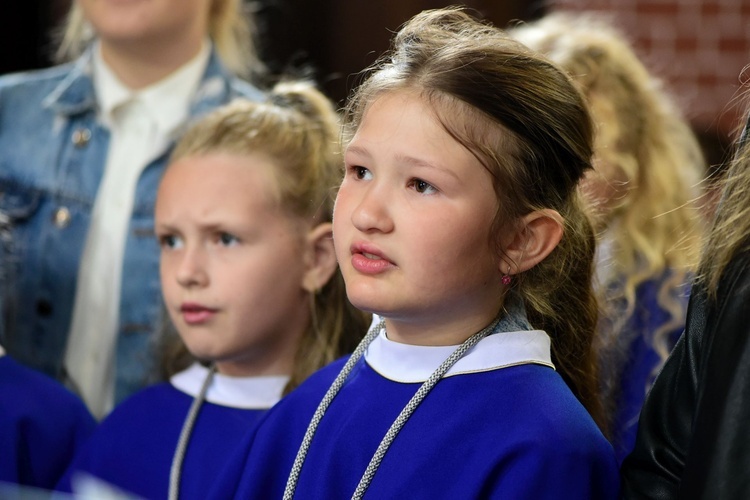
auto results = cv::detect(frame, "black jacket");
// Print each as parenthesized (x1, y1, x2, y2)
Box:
(620, 250, 750, 499)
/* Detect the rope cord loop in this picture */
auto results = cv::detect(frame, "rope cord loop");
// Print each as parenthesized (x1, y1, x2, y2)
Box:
(283, 319, 385, 500)
(284, 315, 501, 500)
(169, 363, 217, 500)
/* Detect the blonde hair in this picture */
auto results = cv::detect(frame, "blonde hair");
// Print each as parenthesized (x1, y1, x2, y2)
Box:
(344, 7, 604, 429)
(701, 106, 750, 296)
(160, 81, 370, 393)
(512, 12, 706, 415)
(55, 0, 260, 78)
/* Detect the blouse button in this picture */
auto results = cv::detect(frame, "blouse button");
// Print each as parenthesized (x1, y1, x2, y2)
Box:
(53, 207, 71, 228)
(72, 128, 91, 148)
(36, 299, 53, 317)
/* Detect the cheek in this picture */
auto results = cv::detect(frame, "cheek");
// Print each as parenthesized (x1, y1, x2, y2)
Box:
(441, 219, 497, 271)
(158, 254, 184, 299)
(332, 196, 352, 244)
(159, 271, 176, 303)
(332, 187, 351, 223)
(159, 249, 178, 275)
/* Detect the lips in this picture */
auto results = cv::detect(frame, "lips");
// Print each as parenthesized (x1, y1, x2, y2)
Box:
(350, 242, 395, 274)
(180, 303, 218, 325)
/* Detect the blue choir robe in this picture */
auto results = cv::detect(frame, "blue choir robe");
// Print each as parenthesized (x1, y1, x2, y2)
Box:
(212, 327, 620, 499)
(595, 239, 690, 464)
(606, 275, 688, 464)
(56, 363, 288, 500)
(0, 350, 96, 489)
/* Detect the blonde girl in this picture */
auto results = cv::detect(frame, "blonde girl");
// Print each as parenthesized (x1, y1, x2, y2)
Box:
(55, 81, 369, 500)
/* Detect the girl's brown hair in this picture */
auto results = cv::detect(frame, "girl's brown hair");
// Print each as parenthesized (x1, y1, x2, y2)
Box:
(700, 108, 750, 296)
(160, 80, 370, 393)
(343, 7, 604, 429)
(512, 12, 706, 426)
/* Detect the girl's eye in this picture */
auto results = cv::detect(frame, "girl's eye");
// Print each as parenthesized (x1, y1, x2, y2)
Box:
(410, 178, 437, 195)
(352, 166, 372, 180)
(218, 232, 239, 246)
(159, 234, 183, 250)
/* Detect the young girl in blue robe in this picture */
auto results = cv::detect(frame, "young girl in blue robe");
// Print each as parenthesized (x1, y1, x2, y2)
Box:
(55, 81, 370, 500)
(210, 7, 619, 499)
(0, 345, 95, 491)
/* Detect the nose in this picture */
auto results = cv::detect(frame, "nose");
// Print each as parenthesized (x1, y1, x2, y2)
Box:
(349, 182, 394, 234)
(176, 245, 209, 288)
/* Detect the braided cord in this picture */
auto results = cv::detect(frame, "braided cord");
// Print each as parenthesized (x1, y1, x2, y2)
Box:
(283, 319, 385, 500)
(284, 316, 500, 500)
(352, 316, 499, 499)
(169, 364, 216, 500)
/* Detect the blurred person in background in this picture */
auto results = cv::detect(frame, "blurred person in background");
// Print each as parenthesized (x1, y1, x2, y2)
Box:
(0, 0, 265, 419)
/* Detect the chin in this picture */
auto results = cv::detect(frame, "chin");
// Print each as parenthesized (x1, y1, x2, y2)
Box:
(344, 278, 392, 309)
(183, 343, 218, 363)
(347, 294, 392, 318)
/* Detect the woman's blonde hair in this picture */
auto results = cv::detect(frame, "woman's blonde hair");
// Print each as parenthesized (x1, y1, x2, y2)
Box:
(512, 12, 706, 419)
(159, 81, 370, 393)
(700, 105, 750, 296)
(344, 7, 604, 430)
(56, 0, 260, 78)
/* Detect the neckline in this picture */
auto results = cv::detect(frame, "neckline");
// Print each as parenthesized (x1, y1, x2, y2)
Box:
(170, 363, 289, 409)
(364, 327, 554, 383)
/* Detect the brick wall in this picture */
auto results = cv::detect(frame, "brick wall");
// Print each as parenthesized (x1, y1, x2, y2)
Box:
(550, 0, 750, 160)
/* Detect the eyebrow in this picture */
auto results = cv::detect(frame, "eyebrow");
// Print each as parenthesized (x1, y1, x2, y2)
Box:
(346, 145, 460, 181)
(153, 221, 225, 234)
(345, 145, 372, 160)
(153, 221, 175, 235)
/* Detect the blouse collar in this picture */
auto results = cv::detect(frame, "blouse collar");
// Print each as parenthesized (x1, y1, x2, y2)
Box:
(170, 363, 289, 409)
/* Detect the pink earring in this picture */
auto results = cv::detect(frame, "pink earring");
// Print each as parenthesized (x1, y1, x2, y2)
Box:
(501, 266, 512, 286)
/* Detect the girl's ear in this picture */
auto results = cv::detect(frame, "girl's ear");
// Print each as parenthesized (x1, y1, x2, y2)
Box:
(302, 222, 338, 292)
(501, 209, 563, 275)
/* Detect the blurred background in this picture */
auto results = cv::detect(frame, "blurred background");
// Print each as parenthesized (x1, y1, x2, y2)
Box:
(2, 0, 748, 171)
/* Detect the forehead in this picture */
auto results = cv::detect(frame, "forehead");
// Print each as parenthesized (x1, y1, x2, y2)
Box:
(164, 151, 279, 192)
(352, 90, 475, 150)
(352, 89, 514, 180)
(157, 152, 283, 213)
(349, 92, 459, 161)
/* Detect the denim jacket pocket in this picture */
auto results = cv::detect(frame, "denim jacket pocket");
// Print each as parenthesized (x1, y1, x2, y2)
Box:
(0, 179, 43, 270)
(0, 180, 43, 342)
(0, 180, 42, 225)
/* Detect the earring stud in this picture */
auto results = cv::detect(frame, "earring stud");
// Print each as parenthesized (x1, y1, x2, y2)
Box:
(501, 266, 512, 285)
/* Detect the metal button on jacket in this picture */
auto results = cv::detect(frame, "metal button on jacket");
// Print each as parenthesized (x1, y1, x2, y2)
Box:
(71, 128, 91, 148)
(53, 207, 71, 228)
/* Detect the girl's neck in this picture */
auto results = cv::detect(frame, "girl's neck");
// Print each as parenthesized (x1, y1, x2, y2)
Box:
(214, 316, 309, 378)
(383, 308, 502, 346)
(215, 352, 294, 379)
(98, 37, 205, 90)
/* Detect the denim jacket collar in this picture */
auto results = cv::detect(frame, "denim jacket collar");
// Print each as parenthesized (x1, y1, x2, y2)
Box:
(42, 45, 244, 119)
(42, 51, 96, 116)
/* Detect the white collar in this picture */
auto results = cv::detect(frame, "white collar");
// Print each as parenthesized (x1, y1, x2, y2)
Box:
(170, 363, 289, 409)
(92, 39, 211, 133)
(0, 344, 4, 357)
(364, 326, 554, 383)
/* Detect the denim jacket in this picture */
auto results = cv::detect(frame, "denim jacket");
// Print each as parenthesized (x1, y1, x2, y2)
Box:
(0, 48, 263, 403)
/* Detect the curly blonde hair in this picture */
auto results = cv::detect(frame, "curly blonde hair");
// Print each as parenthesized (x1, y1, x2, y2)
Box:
(701, 105, 750, 296)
